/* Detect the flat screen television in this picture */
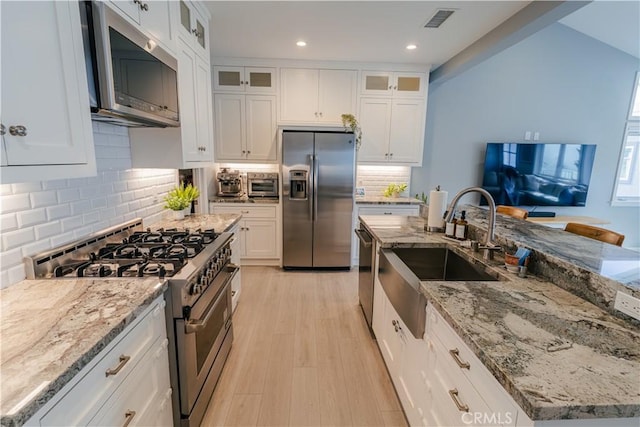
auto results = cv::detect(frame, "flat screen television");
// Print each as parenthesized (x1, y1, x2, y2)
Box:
(480, 142, 597, 207)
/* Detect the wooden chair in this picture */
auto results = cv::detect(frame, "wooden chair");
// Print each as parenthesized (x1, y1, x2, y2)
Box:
(496, 205, 529, 219)
(564, 222, 625, 246)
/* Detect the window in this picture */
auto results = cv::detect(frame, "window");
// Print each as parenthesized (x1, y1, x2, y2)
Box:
(612, 72, 640, 206)
(502, 143, 517, 167)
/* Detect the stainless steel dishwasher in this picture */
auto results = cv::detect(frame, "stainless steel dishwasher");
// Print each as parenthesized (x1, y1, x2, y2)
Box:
(355, 225, 374, 332)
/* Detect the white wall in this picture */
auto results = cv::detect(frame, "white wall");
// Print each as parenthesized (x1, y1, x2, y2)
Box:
(412, 23, 640, 248)
(0, 123, 177, 289)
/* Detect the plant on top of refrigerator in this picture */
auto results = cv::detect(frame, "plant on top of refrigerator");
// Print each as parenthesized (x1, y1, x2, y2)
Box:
(341, 113, 362, 150)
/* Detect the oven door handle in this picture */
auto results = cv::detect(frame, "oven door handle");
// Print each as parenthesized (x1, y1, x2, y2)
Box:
(184, 264, 239, 334)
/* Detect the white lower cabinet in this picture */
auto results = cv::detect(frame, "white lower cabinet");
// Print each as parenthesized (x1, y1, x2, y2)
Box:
(26, 297, 171, 427)
(209, 204, 279, 264)
(373, 275, 521, 427)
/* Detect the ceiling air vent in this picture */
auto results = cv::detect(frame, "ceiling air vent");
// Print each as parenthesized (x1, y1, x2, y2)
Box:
(424, 9, 455, 28)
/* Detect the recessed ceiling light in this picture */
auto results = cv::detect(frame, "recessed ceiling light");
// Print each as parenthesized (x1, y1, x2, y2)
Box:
(296, 40, 307, 47)
(406, 44, 417, 50)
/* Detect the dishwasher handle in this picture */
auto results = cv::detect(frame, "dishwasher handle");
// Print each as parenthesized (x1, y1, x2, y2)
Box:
(354, 229, 372, 248)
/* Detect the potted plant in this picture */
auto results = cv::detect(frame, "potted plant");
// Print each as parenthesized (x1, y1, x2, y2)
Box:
(164, 182, 199, 219)
(341, 113, 362, 150)
(383, 183, 407, 198)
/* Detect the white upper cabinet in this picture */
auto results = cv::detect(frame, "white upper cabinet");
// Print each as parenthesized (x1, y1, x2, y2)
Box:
(213, 66, 277, 94)
(361, 71, 426, 98)
(0, 1, 96, 183)
(175, 0, 209, 61)
(358, 69, 429, 166)
(358, 98, 425, 165)
(214, 94, 277, 162)
(280, 68, 357, 124)
(107, 0, 173, 51)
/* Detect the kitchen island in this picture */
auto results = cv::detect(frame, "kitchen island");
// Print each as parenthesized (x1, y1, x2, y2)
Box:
(360, 210, 639, 423)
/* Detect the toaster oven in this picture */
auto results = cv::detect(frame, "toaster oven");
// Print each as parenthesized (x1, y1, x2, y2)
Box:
(247, 172, 278, 198)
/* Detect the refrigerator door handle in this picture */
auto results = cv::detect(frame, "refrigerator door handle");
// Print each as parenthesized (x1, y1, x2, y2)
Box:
(309, 154, 314, 221)
(313, 154, 319, 222)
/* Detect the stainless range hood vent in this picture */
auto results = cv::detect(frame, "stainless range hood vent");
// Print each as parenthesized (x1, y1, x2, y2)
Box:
(424, 9, 455, 28)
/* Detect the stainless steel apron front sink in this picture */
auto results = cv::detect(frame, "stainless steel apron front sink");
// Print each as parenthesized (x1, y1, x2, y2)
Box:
(379, 247, 499, 338)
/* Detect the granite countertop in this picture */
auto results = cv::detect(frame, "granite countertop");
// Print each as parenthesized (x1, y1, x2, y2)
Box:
(0, 278, 167, 427)
(356, 195, 423, 205)
(150, 213, 242, 232)
(359, 214, 640, 421)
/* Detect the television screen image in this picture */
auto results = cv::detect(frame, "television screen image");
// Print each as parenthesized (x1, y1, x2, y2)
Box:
(480, 142, 597, 207)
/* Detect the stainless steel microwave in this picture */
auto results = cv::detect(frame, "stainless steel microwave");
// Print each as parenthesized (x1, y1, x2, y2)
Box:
(79, 1, 179, 127)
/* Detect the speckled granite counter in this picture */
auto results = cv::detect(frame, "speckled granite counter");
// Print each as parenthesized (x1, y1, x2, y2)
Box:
(360, 213, 640, 421)
(149, 213, 242, 232)
(356, 196, 423, 205)
(0, 278, 167, 427)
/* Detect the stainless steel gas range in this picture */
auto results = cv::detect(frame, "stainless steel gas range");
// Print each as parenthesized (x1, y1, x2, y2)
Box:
(26, 219, 238, 427)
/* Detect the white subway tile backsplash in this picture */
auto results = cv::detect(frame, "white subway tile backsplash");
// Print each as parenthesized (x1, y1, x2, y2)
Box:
(17, 208, 47, 228)
(91, 197, 108, 209)
(42, 179, 69, 190)
(0, 194, 31, 213)
(99, 207, 117, 221)
(107, 194, 121, 206)
(57, 188, 81, 203)
(1, 214, 18, 232)
(0, 248, 24, 269)
(0, 271, 9, 289)
(7, 264, 26, 287)
(61, 215, 84, 232)
(73, 225, 94, 239)
(46, 204, 71, 221)
(12, 182, 42, 193)
(21, 240, 52, 258)
(50, 232, 75, 248)
(30, 190, 58, 208)
(35, 222, 62, 240)
(2, 228, 36, 251)
(83, 211, 100, 225)
(71, 200, 92, 215)
(0, 184, 13, 196)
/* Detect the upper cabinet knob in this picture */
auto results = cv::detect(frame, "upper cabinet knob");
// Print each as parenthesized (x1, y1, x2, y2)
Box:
(9, 125, 27, 137)
(0, 124, 5, 136)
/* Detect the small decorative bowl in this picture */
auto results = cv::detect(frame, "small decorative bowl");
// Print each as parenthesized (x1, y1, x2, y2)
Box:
(504, 254, 520, 265)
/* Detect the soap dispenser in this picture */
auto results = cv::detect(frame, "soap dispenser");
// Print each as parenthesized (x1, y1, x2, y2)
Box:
(455, 210, 468, 240)
(445, 212, 458, 238)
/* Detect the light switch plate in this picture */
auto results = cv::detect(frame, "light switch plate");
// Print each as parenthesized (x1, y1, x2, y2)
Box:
(614, 291, 640, 320)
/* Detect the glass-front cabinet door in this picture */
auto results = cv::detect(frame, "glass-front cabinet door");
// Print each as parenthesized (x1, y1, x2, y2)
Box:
(361, 71, 425, 97)
(213, 66, 276, 93)
(178, 1, 208, 58)
(361, 71, 393, 96)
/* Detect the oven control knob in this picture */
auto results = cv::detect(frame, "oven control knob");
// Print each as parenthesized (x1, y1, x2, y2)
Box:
(190, 282, 199, 295)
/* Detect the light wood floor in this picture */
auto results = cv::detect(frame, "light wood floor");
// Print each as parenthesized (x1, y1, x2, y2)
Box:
(200, 266, 407, 427)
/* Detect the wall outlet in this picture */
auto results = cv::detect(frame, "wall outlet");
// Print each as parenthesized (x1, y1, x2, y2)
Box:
(614, 291, 640, 320)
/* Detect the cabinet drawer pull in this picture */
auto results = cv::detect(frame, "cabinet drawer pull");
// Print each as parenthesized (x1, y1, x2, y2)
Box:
(449, 348, 470, 369)
(448, 389, 469, 412)
(105, 355, 131, 377)
(122, 410, 136, 427)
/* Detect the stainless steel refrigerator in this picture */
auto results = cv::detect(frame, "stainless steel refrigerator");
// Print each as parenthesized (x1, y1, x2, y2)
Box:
(282, 130, 355, 268)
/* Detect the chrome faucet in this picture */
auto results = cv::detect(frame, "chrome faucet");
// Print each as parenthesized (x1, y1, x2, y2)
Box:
(443, 187, 501, 260)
